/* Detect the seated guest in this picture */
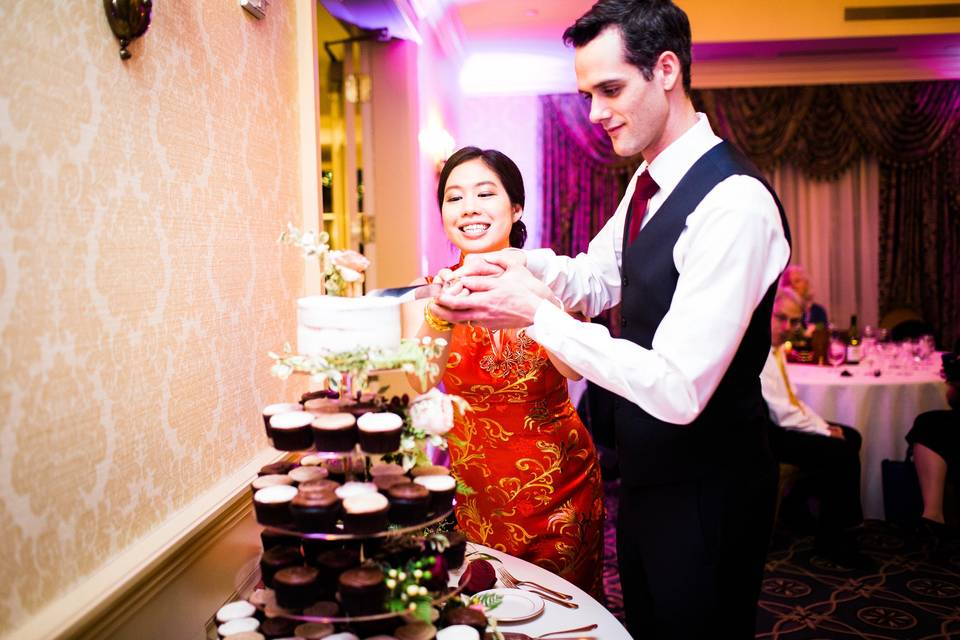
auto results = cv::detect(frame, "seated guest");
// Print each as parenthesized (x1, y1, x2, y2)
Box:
(906, 350, 960, 535)
(762, 286, 868, 566)
(781, 264, 828, 329)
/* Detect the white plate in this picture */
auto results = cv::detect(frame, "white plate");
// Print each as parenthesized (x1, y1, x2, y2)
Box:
(473, 588, 545, 623)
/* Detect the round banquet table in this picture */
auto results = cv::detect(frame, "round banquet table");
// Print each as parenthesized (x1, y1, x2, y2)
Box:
(449, 543, 631, 639)
(786, 361, 949, 520)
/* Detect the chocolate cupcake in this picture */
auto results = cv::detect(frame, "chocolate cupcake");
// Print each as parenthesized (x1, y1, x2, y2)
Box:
(337, 566, 387, 616)
(216, 600, 256, 623)
(324, 457, 365, 484)
(273, 565, 319, 610)
(262, 402, 303, 438)
(311, 412, 358, 452)
(217, 616, 260, 637)
(302, 599, 341, 618)
(259, 545, 302, 588)
(253, 485, 298, 527)
(435, 626, 479, 640)
(294, 622, 335, 639)
(298, 478, 341, 495)
(394, 622, 437, 640)
(269, 411, 315, 451)
(441, 530, 468, 570)
(288, 465, 329, 485)
(290, 490, 341, 533)
(443, 607, 487, 634)
(303, 396, 340, 415)
(357, 412, 404, 454)
(259, 460, 296, 476)
(373, 474, 411, 495)
(342, 492, 390, 534)
(413, 475, 456, 516)
(310, 546, 361, 596)
(369, 461, 405, 478)
(250, 474, 293, 494)
(258, 616, 298, 639)
(260, 528, 300, 551)
(387, 482, 430, 525)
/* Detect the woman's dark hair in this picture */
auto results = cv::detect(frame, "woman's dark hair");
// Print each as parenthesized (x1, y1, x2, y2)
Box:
(437, 146, 527, 249)
(562, 0, 692, 95)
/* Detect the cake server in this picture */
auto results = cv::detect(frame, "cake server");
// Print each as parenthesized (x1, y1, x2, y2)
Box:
(366, 283, 440, 302)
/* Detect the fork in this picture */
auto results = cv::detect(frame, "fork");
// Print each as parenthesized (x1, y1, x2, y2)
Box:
(536, 624, 598, 638)
(498, 567, 574, 601)
(498, 569, 579, 609)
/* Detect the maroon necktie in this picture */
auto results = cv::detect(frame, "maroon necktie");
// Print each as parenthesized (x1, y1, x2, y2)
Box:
(626, 170, 660, 245)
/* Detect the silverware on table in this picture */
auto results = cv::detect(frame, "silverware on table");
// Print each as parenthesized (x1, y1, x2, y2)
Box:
(498, 567, 575, 600)
(498, 569, 578, 609)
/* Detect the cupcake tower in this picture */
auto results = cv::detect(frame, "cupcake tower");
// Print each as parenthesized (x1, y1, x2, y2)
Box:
(229, 392, 476, 639)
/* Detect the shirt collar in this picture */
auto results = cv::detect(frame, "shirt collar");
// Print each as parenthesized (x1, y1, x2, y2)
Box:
(638, 113, 721, 198)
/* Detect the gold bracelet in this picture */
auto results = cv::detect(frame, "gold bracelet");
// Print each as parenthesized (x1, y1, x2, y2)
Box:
(424, 302, 454, 332)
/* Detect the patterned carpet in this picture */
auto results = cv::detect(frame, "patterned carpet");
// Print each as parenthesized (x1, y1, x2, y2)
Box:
(600, 480, 960, 639)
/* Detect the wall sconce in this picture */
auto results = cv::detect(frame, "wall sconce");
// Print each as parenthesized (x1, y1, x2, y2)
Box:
(419, 125, 455, 173)
(103, 0, 152, 60)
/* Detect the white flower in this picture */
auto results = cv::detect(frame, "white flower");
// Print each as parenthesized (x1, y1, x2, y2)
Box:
(302, 231, 316, 246)
(409, 388, 455, 436)
(338, 265, 362, 283)
(270, 362, 293, 380)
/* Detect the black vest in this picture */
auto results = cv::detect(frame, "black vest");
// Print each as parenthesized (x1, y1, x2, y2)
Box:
(614, 141, 791, 487)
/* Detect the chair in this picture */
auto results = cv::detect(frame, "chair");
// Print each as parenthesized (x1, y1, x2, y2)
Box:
(879, 307, 935, 343)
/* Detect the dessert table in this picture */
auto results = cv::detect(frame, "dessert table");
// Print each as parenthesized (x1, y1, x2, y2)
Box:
(450, 543, 631, 639)
(786, 361, 949, 520)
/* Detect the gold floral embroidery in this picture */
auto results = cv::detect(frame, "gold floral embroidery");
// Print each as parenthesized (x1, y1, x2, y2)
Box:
(479, 329, 546, 378)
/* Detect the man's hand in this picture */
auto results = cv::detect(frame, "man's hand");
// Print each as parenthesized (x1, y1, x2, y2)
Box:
(827, 425, 846, 440)
(432, 263, 556, 330)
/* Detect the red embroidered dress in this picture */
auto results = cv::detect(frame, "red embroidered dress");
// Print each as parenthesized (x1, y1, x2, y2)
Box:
(442, 322, 605, 596)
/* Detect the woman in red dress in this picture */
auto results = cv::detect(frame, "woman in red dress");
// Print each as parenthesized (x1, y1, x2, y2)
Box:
(402, 147, 605, 596)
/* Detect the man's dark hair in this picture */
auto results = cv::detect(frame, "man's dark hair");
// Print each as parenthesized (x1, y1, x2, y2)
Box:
(563, 0, 692, 95)
(437, 146, 527, 249)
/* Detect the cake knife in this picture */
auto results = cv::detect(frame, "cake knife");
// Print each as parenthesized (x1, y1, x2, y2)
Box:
(366, 283, 440, 303)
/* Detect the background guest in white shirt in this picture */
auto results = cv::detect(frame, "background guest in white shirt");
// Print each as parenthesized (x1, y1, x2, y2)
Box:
(431, 1, 790, 637)
(762, 285, 869, 568)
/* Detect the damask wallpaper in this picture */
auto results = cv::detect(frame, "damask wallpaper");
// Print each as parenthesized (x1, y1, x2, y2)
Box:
(0, 2, 306, 631)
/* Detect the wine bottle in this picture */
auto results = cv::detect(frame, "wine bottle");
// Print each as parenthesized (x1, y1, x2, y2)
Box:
(811, 323, 829, 365)
(846, 314, 862, 364)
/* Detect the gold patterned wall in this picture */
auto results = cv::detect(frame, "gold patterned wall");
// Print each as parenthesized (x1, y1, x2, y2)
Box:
(0, 2, 307, 630)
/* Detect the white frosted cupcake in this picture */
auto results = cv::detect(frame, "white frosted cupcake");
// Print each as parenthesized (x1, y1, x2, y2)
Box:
(436, 625, 480, 640)
(414, 474, 457, 516)
(215, 600, 256, 623)
(342, 491, 389, 533)
(262, 402, 303, 437)
(217, 616, 260, 637)
(357, 411, 404, 454)
(335, 481, 378, 500)
(310, 412, 358, 453)
(253, 484, 298, 526)
(250, 474, 293, 495)
(288, 465, 329, 485)
(269, 411, 315, 451)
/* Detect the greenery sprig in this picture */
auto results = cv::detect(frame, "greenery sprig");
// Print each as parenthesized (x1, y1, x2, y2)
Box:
(382, 557, 438, 622)
(268, 337, 447, 393)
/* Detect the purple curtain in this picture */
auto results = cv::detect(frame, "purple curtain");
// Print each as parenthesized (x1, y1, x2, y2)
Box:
(540, 82, 960, 348)
(539, 94, 641, 257)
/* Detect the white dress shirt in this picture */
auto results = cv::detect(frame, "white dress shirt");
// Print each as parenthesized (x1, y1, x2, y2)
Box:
(525, 114, 791, 424)
(759, 347, 831, 436)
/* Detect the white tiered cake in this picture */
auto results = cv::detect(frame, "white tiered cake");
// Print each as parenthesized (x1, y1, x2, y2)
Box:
(297, 294, 401, 356)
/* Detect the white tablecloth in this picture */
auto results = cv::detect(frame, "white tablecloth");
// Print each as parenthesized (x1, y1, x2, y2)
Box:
(786, 362, 949, 519)
(449, 543, 631, 639)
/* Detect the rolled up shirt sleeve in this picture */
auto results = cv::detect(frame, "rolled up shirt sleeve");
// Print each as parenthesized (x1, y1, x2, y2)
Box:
(526, 175, 790, 425)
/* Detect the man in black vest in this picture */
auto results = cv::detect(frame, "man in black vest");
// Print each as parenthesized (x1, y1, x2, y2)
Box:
(431, 1, 791, 637)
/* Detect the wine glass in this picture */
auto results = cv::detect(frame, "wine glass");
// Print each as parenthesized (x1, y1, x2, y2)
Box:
(827, 338, 846, 368)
